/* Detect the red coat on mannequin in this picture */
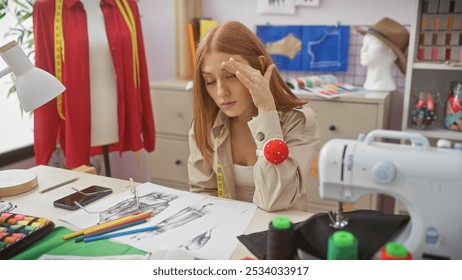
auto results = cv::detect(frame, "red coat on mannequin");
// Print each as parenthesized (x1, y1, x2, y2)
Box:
(32, 0, 155, 168)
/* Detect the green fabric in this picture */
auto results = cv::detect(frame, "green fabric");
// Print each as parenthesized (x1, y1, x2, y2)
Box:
(11, 226, 146, 260)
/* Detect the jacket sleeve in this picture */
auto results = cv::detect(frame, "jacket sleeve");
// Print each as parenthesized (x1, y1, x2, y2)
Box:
(187, 123, 218, 196)
(249, 106, 319, 212)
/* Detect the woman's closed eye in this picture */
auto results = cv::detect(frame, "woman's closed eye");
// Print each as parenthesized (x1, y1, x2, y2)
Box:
(225, 73, 236, 79)
(205, 79, 216, 85)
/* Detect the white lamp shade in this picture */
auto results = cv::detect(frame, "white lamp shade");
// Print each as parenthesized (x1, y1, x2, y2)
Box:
(16, 67, 66, 112)
(0, 41, 65, 112)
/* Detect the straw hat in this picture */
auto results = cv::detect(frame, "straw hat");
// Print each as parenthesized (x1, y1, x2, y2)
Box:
(354, 17, 409, 74)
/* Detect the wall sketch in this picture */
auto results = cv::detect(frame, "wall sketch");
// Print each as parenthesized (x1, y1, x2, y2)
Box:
(257, 0, 296, 14)
(257, 25, 350, 72)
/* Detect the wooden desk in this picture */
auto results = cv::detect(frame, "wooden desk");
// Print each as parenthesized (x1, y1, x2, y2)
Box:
(4, 165, 313, 259)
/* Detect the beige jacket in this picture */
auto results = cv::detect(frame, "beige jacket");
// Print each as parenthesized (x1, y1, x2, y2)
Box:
(188, 104, 319, 212)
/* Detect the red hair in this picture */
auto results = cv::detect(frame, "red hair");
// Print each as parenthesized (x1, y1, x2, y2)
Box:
(192, 21, 306, 165)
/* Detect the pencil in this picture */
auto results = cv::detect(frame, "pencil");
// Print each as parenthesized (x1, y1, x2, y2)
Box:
(62, 211, 152, 240)
(83, 225, 158, 242)
(75, 219, 147, 242)
(39, 177, 79, 194)
(83, 211, 152, 235)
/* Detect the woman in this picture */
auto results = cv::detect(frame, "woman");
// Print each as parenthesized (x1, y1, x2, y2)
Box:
(188, 21, 319, 212)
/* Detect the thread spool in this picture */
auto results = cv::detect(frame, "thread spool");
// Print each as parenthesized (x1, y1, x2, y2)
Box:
(380, 242, 412, 260)
(286, 75, 338, 90)
(266, 215, 295, 260)
(327, 230, 358, 260)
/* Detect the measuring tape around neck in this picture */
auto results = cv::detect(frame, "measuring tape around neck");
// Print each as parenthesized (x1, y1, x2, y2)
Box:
(54, 0, 65, 120)
(216, 130, 225, 198)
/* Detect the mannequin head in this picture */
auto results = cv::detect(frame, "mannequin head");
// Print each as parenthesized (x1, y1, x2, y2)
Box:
(360, 33, 397, 68)
(354, 17, 409, 91)
(359, 33, 397, 91)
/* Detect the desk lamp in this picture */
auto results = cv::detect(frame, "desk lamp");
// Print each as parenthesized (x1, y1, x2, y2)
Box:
(0, 40, 66, 198)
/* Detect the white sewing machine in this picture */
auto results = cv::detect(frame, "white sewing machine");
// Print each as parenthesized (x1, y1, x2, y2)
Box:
(318, 129, 462, 260)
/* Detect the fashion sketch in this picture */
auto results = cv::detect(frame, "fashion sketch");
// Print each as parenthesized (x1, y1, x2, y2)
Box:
(60, 182, 257, 260)
(129, 203, 213, 240)
(97, 191, 178, 224)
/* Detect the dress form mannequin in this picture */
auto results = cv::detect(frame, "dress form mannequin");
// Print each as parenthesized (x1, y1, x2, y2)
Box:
(360, 33, 397, 92)
(81, 0, 118, 175)
(32, 0, 155, 169)
(80, 0, 118, 146)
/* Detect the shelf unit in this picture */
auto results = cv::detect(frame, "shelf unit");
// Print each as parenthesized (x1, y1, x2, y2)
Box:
(147, 80, 193, 191)
(401, 0, 462, 143)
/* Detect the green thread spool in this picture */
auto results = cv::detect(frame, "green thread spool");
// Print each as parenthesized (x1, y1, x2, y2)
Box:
(327, 230, 358, 260)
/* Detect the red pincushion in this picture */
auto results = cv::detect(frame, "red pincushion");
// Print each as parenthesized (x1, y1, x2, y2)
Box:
(264, 139, 289, 165)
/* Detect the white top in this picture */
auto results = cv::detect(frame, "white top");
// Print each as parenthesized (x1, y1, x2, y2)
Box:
(233, 164, 255, 202)
(360, 34, 397, 92)
(81, 0, 119, 147)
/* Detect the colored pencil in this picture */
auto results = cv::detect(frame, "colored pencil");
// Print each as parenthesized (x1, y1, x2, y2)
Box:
(83, 211, 152, 235)
(74, 219, 147, 243)
(83, 225, 158, 242)
(62, 211, 152, 240)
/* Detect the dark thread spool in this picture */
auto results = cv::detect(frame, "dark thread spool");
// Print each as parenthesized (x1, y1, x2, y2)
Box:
(266, 216, 295, 260)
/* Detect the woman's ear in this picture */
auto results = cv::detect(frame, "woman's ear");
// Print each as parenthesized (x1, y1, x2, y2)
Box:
(258, 55, 267, 70)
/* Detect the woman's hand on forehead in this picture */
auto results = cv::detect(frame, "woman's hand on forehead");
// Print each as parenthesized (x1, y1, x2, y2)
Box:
(222, 57, 277, 114)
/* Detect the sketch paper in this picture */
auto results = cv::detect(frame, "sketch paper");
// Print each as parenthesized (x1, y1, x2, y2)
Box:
(257, 0, 296, 15)
(295, 0, 320, 6)
(60, 182, 257, 260)
(178, 198, 257, 260)
(60, 183, 204, 228)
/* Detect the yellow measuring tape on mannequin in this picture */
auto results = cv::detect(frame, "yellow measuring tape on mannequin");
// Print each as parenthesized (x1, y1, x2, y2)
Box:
(53, 0, 141, 119)
(54, 0, 65, 120)
(114, 0, 140, 89)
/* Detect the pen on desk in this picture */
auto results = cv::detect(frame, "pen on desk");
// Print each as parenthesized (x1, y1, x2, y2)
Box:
(75, 219, 148, 243)
(39, 177, 80, 194)
(83, 225, 158, 242)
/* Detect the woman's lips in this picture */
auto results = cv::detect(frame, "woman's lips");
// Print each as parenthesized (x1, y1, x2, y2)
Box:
(221, 101, 236, 109)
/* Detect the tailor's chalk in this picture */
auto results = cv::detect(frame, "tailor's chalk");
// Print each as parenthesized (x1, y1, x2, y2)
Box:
(83, 225, 158, 242)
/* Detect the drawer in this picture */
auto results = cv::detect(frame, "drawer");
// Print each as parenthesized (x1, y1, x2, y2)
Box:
(147, 137, 189, 185)
(308, 100, 378, 148)
(151, 89, 193, 136)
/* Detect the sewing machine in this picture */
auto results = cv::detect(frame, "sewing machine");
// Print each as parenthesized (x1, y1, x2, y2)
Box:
(318, 129, 462, 260)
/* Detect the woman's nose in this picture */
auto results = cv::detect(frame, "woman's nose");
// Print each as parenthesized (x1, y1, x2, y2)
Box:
(216, 80, 229, 97)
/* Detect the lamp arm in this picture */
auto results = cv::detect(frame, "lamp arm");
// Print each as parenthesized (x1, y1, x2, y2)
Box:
(0, 66, 12, 79)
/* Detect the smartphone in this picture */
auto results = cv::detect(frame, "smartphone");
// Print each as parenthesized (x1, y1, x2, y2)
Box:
(53, 185, 113, 210)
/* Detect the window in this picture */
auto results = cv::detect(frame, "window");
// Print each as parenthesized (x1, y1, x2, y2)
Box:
(0, 11, 34, 157)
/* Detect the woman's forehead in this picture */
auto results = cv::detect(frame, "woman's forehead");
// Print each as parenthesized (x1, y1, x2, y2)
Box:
(202, 51, 247, 72)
